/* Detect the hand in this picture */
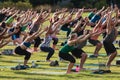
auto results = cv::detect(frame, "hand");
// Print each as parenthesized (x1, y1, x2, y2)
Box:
(13, 28, 19, 33)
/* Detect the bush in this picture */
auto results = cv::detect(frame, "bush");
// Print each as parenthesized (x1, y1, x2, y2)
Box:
(0, 1, 14, 8)
(15, 1, 32, 10)
(0, 1, 32, 10)
(34, 5, 51, 12)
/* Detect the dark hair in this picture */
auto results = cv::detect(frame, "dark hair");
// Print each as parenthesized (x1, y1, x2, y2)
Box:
(1, 22, 6, 28)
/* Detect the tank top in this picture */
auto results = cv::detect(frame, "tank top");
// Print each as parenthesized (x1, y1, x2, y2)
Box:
(40, 35, 52, 47)
(90, 14, 100, 23)
(60, 44, 75, 53)
(88, 12, 95, 20)
(23, 42, 31, 48)
(104, 28, 116, 43)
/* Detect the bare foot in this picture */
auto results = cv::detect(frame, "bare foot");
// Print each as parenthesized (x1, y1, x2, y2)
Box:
(66, 71, 71, 74)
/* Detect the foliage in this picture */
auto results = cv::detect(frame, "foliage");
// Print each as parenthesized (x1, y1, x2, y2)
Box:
(0, 0, 120, 10)
(0, 1, 32, 10)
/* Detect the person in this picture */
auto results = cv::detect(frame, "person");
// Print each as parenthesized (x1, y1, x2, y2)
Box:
(14, 26, 46, 68)
(59, 30, 96, 74)
(88, 6, 105, 27)
(88, 15, 107, 58)
(70, 20, 88, 70)
(30, 10, 50, 51)
(40, 18, 63, 62)
(0, 27, 19, 48)
(102, 8, 118, 73)
(49, 11, 60, 50)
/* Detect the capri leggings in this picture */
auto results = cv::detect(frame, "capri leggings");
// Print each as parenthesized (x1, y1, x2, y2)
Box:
(14, 46, 31, 60)
(40, 46, 54, 60)
(34, 36, 41, 47)
(52, 37, 58, 45)
(59, 51, 76, 63)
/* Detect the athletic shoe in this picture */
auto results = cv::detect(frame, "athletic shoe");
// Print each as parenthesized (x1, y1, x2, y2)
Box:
(11, 65, 29, 70)
(93, 70, 111, 74)
(89, 55, 98, 58)
(93, 70, 105, 74)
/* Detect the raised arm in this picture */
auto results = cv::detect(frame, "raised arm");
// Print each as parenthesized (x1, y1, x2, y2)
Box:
(106, 11, 112, 34)
(2, 28, 19, 39)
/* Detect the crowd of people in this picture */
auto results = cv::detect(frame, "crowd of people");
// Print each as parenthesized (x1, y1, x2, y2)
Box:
(0, 5, 120, 74)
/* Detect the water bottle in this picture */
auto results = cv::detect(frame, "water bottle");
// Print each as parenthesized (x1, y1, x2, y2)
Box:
(17, 62, 21, 70)
(76, 65, 80, 72)
(31, 61, 35, 68)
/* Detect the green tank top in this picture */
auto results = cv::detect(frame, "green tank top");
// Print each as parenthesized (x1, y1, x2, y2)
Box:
(5, 16, 14, 25)
(60, 44, 75, 53)
(21, 25, 27, 31)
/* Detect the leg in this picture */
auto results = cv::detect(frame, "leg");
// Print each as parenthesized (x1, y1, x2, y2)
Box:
(59, 52, 76, 74)
(80, 53, 88, 70)
(67, 63, 74, 74)
(34, 37, 41, 51)
(14, 46, 31, 66)
(94, 42, 102, 56)
(52, 37, 58, 50)
(106, 51, 117, 67)
(24, 51, 31, 66)
(40, 47, 54, 61)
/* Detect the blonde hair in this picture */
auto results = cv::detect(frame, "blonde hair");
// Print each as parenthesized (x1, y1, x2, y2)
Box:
(69, 33, 77, 39)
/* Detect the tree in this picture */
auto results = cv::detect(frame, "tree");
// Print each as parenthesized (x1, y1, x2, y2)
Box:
(29, 0, 61, 7)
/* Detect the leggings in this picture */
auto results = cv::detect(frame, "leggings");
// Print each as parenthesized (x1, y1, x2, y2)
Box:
(52, 37, 58, 45)
(34, 37, 41, 47)
(40, 47, 54, 60)
(61, 27, 71, 37)
(14, 46, 31, 60)
(59, 51, 76, 63)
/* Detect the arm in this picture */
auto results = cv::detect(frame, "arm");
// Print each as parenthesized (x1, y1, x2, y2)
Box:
(96, 6, 105, 15)
(72, 21, 81, 32)
(106, 11, 112, 34)
(0, 40, 9, 48)
(0, 28, 7, 36)
(27, 26, 46, 41)
(2, 28, 19, 39)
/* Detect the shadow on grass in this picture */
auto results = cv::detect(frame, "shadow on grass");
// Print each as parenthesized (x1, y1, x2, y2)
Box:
(0, 75, 53, 80)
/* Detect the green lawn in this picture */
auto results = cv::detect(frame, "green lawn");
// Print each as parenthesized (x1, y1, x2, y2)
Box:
(0, 30, 120, 80)
(1, 13, 120, 80)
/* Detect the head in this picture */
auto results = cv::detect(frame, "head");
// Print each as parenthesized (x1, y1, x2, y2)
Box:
(111, 17, 116, 26)
(1, 22, 6, 28)
(69, 33, 78, 40)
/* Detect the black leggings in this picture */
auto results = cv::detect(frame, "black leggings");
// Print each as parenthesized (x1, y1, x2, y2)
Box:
(34, 37, 41, 47)
(14, 46, 31, 60)
(52, 37, 58, 45)
(59, 51, 76, 63)
(40, 47, 54, 60)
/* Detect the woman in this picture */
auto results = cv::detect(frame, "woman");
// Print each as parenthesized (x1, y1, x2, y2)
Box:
(14, 26, 46, 69)
(102, 10, 118, 73)
(59, 31, 96, 74)
(40, 18, 63, 62)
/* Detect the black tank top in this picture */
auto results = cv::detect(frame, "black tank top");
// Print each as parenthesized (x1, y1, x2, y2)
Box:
(104, 28, 116, 43)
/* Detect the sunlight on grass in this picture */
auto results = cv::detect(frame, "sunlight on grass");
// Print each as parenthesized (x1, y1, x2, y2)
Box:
(0, 13, 120, 80)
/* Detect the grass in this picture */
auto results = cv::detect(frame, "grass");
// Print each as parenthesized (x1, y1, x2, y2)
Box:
(1, 31, 120, 80)
(1, 13, 120, 80)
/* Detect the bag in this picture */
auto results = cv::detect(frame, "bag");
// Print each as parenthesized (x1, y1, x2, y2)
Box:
(116, 60, 120, 65)
(50, 60, 59, 66)
(2, 49, 14, 55)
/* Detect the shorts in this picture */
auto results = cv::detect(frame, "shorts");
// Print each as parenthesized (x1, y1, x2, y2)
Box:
(89, 38, 100, 46)
(71, 48, 85, 58)
(103, 40, 116, 56)
(12, 34, 20, 40)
